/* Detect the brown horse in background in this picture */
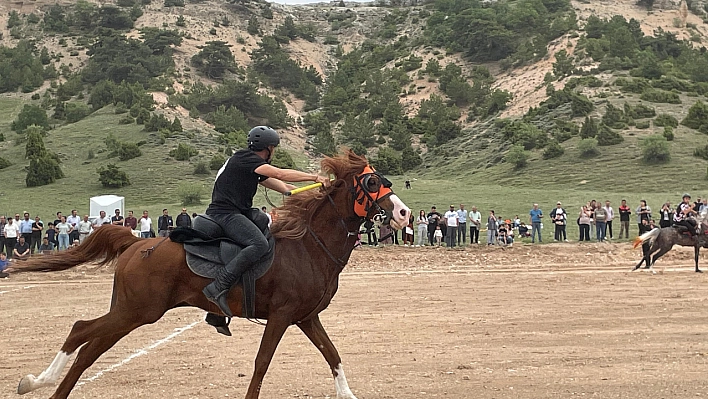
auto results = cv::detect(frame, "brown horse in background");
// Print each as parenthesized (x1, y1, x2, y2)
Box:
(632, 227, 708, 272)
(13, 150, 411, 399)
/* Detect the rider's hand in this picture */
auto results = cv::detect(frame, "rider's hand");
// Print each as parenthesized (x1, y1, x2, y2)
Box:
(314, 174, 331, 188)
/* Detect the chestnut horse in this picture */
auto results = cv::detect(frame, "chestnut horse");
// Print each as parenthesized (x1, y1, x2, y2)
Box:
(14, 150, 410, 399)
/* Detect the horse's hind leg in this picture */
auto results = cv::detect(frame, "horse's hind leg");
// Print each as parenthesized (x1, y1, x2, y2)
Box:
(695, 246, 702, 273)
(297, 316, 358, 399)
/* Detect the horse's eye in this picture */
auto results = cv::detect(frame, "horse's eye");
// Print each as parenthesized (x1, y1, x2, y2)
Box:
(366, 176, 381, 191)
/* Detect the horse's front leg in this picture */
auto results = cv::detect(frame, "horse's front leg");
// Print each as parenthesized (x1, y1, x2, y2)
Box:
(297, 315, 358, 399)
(245, 316, 290, 399)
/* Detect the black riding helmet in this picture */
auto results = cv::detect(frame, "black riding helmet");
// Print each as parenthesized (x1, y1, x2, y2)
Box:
(247, 126, 280, 151)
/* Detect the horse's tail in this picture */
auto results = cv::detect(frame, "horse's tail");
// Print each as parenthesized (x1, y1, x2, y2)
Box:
(632, 228, 661, 249)
(13, 225, 141, 273)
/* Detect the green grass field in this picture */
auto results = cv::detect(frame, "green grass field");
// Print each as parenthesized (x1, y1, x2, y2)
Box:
(1, 90, 707, 243)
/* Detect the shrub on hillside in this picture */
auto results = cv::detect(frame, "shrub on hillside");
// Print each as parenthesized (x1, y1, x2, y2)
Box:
(191, 41, 236, 79)
(209, 154, 226, 170)
(654, 113, 679, 127)
(543, 140, 564, 159)
(371, 147, 402, 175)
(65, 102, 91, 123)
(580, 116, 599, 139)
(117, 142, 142, 161)
(578, 138, 600, 158)
(505, 145, 529, 169)
(640, 89, 681, 104)
(11, 104, 49, 133)
(178, 183, 203, 205)
(624, 103, 656, 119)
(26, 156, 64, 187)
(401, 146, 422, 171)
(602, 103, 628, 129)
(271, 148, 296, 169)
(597, 124, 624, 145)
(170, 143, 198, 161)
(663, 126, 675, 141)
(681, 100, 708, 133)
(0, 156, 11, 170)
(641, 135, 671, 164)
(97, 164, 131, 188)
(193, 162, 210, 175)
(694, 144, 708, 160)
(635, 120, 651, 129)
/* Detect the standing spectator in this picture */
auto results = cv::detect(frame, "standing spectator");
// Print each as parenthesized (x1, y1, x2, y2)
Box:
(124, 210, 138, 230)
(444, 205, 458, 248)
(139, 211, 152, 238)
(415, 210, 428, 247)
(468, 206, 481, 244)
(636, 200, 651, 235)
(261, 207, 272, 227)
(550, 202, 567, 242)
(426, 206, 442, 246)
(176, 208, 192, 228)
(529, 203, 543, 243)
(403, 214, 414, 246)
(45, 222, 56, 250)
(457, 204, 468, 245)
(53, 212, 62, 228)
(694, 197, 703, 213)
(66, 210, 81, 244)
(618, 199, 631, 239)
(31, 216, 43, 253)
(486, 210, 498, 245)
(578, 206, 591, 241)
(0, 215, 6, 255)
(93, 210, 112, 228)
(13, 236, 30, 260)
(4, 218, 20, 258)
(603, 200, 614, 239)
(595, 204, 608, 242)
(19, 212, 33, 245)
(55, 216, 72, 250)
(587, 201, 596, 239)
(659, 203, 674, 228)
(405, 180, 411, 189)
(111, 209, 124, 226)
(78, 215, 93, 243)
(433, 225, 443, 246)
(157, 209, 173, 237)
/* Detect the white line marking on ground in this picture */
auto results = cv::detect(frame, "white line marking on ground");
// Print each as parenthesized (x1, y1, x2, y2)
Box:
(0, 285, 35, 295)
(76, 321, 200, 388)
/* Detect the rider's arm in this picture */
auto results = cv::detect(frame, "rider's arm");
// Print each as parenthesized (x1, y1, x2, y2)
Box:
(255, 164, 330, 187)
(259, 177, 296, 194)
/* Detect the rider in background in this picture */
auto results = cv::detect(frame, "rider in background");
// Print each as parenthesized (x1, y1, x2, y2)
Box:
(203, 126, 331, 318)
(674, 193, 698, 235)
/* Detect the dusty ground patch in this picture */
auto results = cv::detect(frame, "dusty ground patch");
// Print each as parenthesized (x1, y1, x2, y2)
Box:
(3, 242, 708, 398)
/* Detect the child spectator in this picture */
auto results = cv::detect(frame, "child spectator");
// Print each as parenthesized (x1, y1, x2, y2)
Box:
(434, 225, 443, 246)
(518, 222, 530, 237)
(45, 222, 56, 250)
(0, 252, 9, 278)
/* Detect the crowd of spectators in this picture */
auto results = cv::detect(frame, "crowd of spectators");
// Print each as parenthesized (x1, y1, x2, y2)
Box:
(359, 197, 708, 248)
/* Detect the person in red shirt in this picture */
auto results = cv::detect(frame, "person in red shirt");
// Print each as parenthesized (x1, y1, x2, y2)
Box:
(124, 210, 138, 230)
(618, 199, 632, 239)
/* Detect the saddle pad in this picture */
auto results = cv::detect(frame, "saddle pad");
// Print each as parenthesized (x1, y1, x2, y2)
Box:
(184, 235, 276, 280)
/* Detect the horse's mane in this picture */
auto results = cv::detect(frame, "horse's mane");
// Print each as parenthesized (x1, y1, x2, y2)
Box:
(271, 150, 368, 240)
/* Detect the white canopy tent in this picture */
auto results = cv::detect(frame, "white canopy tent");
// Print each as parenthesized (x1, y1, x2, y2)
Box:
(89, 195, 124, 219)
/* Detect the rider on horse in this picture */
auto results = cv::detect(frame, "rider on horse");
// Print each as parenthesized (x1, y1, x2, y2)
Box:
(674, 193, 699, 236)
(203, 126, 331, 318)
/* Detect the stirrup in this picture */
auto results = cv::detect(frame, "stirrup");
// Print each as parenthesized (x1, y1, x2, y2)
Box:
(205, 313, 232, 336)
(203, 285, 234, 318)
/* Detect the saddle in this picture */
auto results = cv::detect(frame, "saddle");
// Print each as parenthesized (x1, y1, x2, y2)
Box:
(672, 223, 702, 237)
(170, 210, 275, 319)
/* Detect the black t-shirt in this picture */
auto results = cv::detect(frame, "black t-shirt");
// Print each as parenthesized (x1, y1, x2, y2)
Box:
(31, 221, 43, 235)
(207, 149, 268, 214)
(15, 241, 30, 254)
(111, 215, 124, 225)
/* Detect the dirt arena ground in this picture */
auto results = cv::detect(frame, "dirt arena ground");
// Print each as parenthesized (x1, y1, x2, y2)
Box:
(3, 242, 708, 399)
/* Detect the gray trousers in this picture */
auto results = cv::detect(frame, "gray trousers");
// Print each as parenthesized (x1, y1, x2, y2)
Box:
(446, 226, 457, 247)
(457, 222, 466, 244)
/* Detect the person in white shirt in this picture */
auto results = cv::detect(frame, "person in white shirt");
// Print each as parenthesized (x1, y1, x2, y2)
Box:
(603, 200, 614, 240)
(66, 210, 81, 244)
(468, 206, 482, 244)
(78, 215, 93, 243)
(92, 210, 112, 229)
(261, 206, 272, 228)
(444, 204, 459, 248)
(456, 204, 468, 245)
(139, 210, 152, 238)
(3, 218, 20, 258)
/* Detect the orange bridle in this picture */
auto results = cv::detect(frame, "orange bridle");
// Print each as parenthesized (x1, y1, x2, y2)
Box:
(352, 165, 394, 219)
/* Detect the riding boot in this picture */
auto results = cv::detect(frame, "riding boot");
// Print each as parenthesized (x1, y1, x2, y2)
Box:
(202, 258, 250, 318)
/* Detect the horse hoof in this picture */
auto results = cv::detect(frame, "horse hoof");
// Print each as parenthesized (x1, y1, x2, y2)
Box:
(697, 269, 703, 273)
(17, 375, 35, 395)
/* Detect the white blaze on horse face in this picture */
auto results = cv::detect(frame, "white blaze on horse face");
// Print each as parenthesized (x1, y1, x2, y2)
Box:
(17, 351, 73, 394)
(388, 194, 410, 231)
(333, 363, 358, 399)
